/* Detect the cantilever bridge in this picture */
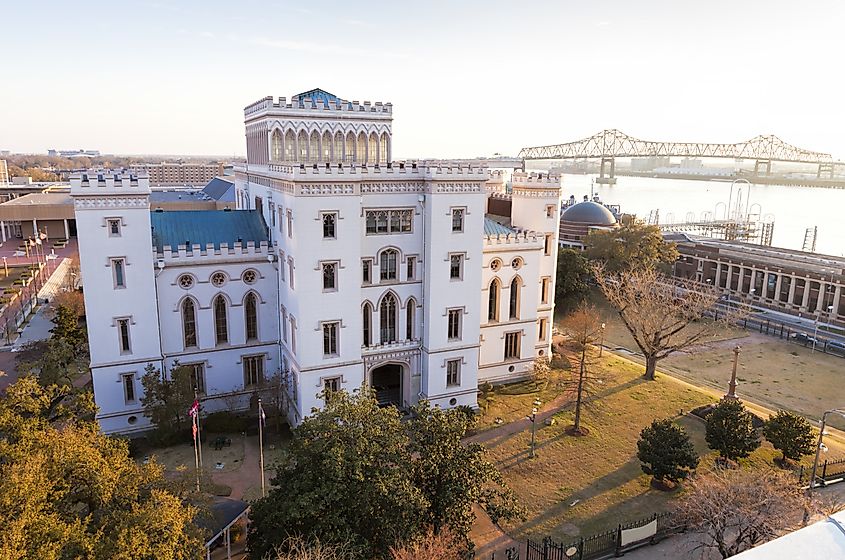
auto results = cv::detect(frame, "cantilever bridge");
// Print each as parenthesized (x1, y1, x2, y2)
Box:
(519, 129, 841, 183)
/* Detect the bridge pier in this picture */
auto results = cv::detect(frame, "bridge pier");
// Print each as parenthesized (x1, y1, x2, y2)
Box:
(754, 159, 772, 176)
(817, 162, 834, 179)
(597, 156, 616, 185)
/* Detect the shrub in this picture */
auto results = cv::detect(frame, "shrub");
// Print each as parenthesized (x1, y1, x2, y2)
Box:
(763, 410, 815, 463)
(637, 419, 699, 487)
(705, 398, 761, 462)
(203, 411, 249, 434)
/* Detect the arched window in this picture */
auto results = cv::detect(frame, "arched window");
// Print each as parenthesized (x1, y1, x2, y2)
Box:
(488, 279, 500, 322)
(182, 298, 197, 348)
(380, 132, 390, 164)
(245, 293, 258, 341)
(363, 303, 372, 347)
(509, 277, 521, 320)
(309, 131, 320, 163)
(284, 130, 295, 161)
(406, 298, 416, 340)
(213, 295, 228, 345)
(380, 293, 397, 344)
(297, 130, 307, 162)
(368, 133, 378, 165)
(271, 130, 282, 161)
(322, 131, 332, 161)
(334, 132, 343, 162)
(357, 132, 367, 164)
(379, 249, 398, 281)
(345, 132, 356, 162)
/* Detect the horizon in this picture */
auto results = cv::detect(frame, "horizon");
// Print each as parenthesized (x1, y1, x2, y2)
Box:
(1, 0, 844, 160)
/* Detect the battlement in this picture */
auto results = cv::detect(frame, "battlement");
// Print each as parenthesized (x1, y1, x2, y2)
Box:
(483, 228, 543, 246)
(511, 171, 561, 187)
(245, 94, 393, 119)
(262, 160, 489, 180)
(156, 240, 272, 261)
(70, 170, 150, 195)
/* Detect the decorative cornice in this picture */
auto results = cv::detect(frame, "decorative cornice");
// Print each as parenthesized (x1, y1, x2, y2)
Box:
(73, 195, 150, 210)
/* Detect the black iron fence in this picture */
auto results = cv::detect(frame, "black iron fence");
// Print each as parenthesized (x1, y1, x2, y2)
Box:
(797, 457, 845, 487)
(525, 512, 681, 560)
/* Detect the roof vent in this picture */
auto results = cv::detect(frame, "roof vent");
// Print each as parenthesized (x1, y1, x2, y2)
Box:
(155, 207, 164, 212)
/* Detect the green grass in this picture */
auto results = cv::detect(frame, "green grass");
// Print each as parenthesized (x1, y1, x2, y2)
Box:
(480, 351, 824, 542)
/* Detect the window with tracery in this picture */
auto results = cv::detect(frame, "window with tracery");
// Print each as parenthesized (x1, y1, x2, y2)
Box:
(379, 250, 398, 281)
(245, 293, 258, 341)
(214, 295, 228, 345)
(182, 299, 197, 348)
(365, 209, 413, 235)
(380, 293, 397, 343)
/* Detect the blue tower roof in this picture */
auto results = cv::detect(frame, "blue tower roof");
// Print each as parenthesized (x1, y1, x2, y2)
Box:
(293, 88, 342, 105)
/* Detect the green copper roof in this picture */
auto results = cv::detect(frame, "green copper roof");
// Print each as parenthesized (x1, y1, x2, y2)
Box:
(151, 210, 269, 252)
(484, 216, 516, 236)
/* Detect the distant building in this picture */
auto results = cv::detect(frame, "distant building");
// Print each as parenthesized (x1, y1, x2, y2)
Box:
(669, 233, 845, 326)
(0, 160, 8, 186)
(129, 162, 225, 187)
(48, 149, 101, 158)
(558, 199, 619, 249)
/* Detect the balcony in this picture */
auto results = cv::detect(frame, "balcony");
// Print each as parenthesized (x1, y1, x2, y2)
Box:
(361, 338, 420, 356)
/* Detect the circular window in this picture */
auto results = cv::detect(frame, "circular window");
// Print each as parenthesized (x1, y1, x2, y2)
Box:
(539, 349, 545, 356)
(242, 270, 257, 284)
(508, 365, 515, 373)
(127, 415, 138, 425)
(449, 398, 458, 406)
(511, 257, 523, 270)
(210, 272, 227, 287)
(490, 259, 502, 272)
(177, 274, 194, 289)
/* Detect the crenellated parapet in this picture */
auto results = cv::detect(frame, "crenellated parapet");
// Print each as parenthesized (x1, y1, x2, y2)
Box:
(155, 240, 272, 261)
(483, 229, 543, 247)
(70, 171, 151, 209)
(245, 95, 393, 118)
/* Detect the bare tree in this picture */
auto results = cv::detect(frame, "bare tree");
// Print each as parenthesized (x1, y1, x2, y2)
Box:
(677, 468, 809, 559)
(267, 536, 355, 560)
(390, 528, 464, 560)
(594, 265, 734, 380)
(560, 303, 606, 435)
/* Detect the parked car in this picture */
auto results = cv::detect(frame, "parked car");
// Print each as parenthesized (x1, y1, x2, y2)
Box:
(826, 341, 845, 357)
(790, 332, 818, 346)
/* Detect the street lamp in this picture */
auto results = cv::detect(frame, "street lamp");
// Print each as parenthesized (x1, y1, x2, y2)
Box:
(806, 408, 845, 521)
(812, 305, 836, 353)
(528, 398, 542, 458)
(599, 323, 606, 358)
(725, 346, 741, 400)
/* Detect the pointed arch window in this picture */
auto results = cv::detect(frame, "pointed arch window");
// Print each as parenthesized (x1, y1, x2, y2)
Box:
(284, 130, 295, 161)
(368, 133, 378, 165)
(213, 295, 228, 345)
(488, 279, 500, 322)
(297, 130, 307, 162)
(363, 303, 372, 347)
(357, 132, 367, 164)
(380, 132, 390, 164)
(322, 131, 332, 161)
(334, 132, 344, 162)
(182, 298, 197, 348)
(345, 132, 356, 162)
(309, 131, 320, 163)
(509, 277, 521, 320)
(271, 130, 283, 161)
(406, 298, 416, 340)
(380, 293, 397, 344)
(245, 293, 258, 341)
(380, 249, 398, 281)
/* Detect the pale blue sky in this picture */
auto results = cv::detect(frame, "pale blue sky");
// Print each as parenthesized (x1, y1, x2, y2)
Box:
(1, 0, 843, 159)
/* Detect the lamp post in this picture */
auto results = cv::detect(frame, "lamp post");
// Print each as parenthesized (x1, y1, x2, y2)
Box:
(805, 408, 845, 524)
(812, 305, 835, 353)
(528, 398, 541, 458)
(725, 346, 740, 399)
(599, 323, 606, 358)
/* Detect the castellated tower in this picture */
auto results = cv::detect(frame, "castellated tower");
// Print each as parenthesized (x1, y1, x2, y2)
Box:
(71, 172, 163, 434)
(243, 88, 393, 166)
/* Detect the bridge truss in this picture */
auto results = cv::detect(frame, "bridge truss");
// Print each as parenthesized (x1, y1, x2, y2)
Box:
(519, 129, 834, 165)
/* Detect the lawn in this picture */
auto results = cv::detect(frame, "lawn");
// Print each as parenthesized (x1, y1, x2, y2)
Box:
(561, 288, 845, 430)
(479, 350, 839, 542)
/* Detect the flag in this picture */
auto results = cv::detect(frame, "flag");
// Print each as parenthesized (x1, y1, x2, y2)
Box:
(188, 399, 199, 417)
(192, 417, 197, 440)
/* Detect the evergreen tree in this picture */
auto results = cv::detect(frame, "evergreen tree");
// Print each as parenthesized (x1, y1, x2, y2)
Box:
(637, 419, 699, 486)
(705, 399, 761, 462)
(763, 410, 815, 463)
(140, 363, 196, 441)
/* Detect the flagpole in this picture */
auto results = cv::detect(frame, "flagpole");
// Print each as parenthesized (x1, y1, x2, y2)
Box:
(258, 398, 266, 498)
(195, 387, 204, 469)
(192, 412, 200, 492)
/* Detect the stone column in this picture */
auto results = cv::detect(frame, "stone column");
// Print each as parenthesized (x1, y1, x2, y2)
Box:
(737, 267, 745, 294)
(788, 275, 797, 306)
(817, 282, 826, 312)
(32, 219, 38, 237)
(801, 279, 811, 310)
(775, 274, 783, 302)
(0, 220, 5, 243)
(749, 268, 757, 296)
(833, 284, 842, 317)
(63, 219, 69, 239)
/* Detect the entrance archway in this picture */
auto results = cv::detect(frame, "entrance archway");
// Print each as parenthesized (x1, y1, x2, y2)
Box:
(370, 363, 403, 407)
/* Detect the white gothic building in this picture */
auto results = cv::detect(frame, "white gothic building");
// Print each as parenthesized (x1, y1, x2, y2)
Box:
(75, 89, 562, 434)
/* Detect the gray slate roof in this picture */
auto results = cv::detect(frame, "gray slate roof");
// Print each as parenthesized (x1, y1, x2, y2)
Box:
(202, 177, 235, 202)
(561, 201, 617, 226)
(484, 216, 517, 236)
(150, 210, 268, 251)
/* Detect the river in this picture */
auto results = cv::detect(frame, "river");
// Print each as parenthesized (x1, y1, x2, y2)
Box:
(558, 174, 845, 257)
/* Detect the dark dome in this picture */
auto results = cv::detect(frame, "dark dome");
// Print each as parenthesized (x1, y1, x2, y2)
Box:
(561, 201, 617, 226)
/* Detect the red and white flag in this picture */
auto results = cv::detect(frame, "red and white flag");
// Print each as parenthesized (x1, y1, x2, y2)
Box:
(188, 399, 199, 417)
